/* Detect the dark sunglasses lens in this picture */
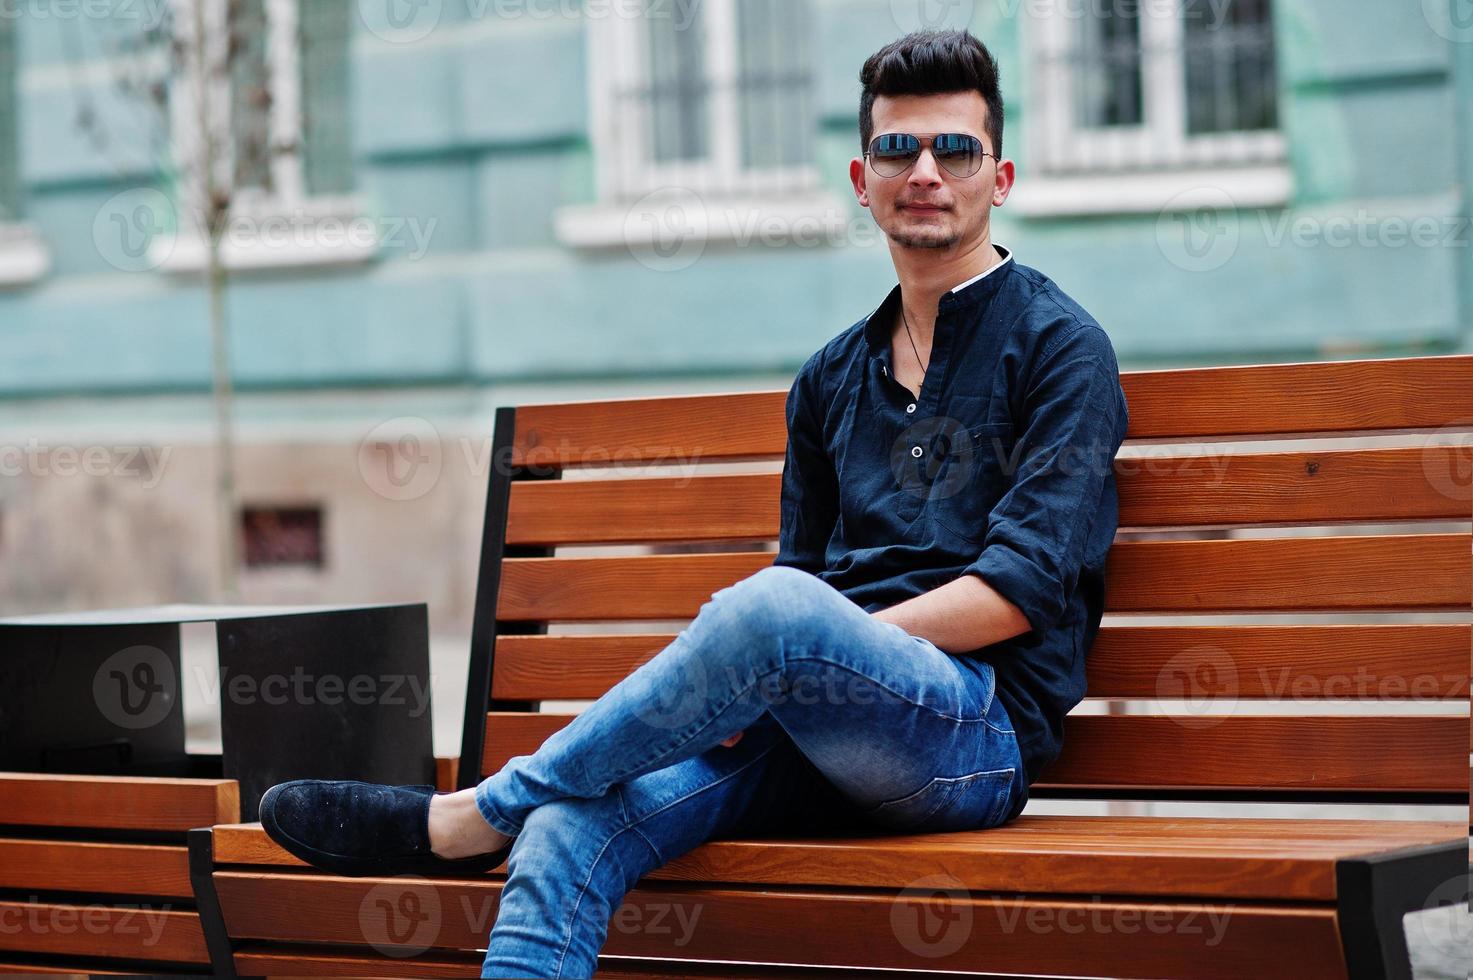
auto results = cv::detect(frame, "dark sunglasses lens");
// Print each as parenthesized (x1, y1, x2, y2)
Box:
(870, 133, 919, 175)
(933, 134, 983, 176)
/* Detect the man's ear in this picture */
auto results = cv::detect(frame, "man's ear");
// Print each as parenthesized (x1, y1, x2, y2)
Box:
(850, 156, 870, 208)
(993, 157, 1016, 208)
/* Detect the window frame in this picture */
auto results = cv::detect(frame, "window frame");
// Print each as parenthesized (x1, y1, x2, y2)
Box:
(589, 0, 822, 202)
(1015, 1, 1290, 216)
(559, 0, 843, 249)
(156, 0, 370, 272)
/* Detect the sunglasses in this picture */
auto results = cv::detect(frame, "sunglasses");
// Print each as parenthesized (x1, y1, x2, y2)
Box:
(864, 132, 995, 179)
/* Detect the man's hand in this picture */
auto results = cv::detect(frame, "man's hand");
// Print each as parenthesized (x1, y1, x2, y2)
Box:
(719, 731, 744, 747)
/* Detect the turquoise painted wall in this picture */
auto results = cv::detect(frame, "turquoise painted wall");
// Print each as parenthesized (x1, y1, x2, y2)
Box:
(1, 0, 1468, 400)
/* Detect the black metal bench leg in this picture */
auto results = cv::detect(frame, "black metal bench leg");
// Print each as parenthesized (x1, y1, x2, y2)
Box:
(188, 827, 239, 978)
(1336, 839, 1468, 980)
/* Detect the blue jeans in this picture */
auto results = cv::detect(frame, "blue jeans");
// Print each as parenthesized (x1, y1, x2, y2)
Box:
(474, 564, 1028, 978)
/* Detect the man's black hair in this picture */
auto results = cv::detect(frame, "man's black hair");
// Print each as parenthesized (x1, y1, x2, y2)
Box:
(858, 29, 1004, 159)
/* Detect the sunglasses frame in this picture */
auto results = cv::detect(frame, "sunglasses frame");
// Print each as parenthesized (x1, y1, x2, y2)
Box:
(864, 132, 996, 179)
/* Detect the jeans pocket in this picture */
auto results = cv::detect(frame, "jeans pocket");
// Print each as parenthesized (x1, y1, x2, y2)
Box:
(861, 766, 1016, 834)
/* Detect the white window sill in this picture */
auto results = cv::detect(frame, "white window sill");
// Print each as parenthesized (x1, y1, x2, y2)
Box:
(149, 197, 380, 273)
(0, 224, 52, 286)
(553, 189, 852, 250)
(1006, 165, 1293, 217)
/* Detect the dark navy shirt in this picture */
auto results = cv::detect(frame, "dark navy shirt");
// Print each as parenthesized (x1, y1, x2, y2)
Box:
(773, 245, 1130, 789)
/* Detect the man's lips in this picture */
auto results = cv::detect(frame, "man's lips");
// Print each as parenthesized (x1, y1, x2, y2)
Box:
(901, 203, 946, 213)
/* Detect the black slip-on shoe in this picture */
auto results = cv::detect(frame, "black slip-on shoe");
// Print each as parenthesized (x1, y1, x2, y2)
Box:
(258, 779, 514, 878)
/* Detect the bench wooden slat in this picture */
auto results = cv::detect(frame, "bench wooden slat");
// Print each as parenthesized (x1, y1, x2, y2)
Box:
(233, 945, 486, 977)
(1041, 715, 1467, 793)
(0, 773, 239, 832)
(1120, 355, 1473, 440)
(0, 901, 207, 964)
(490, 624, 1471, 702)
(1113, 444, 1473, 527)
(508, 355, 1473, 467)
(0, 963, 139, 975)
(232, 945, 1009, 979)
(496, 533, 1470, 620)
(503, 445, 1472, 546)
(481, 712, 1468, 794)
(1104, 532, 1470, 612)
(507, 473, 779, 546)
(213, 871, 1349, 979)
(209, 816, 1462, 902)
(0, 839, 192, 898)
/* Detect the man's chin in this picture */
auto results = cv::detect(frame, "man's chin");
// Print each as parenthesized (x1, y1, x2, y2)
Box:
(890, 228, 962, 250)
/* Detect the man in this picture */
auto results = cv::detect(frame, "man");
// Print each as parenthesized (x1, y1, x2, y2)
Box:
(259, 28, 1128, 979)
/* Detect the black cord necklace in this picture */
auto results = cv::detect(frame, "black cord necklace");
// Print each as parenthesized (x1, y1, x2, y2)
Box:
(900, 300, 925, 391)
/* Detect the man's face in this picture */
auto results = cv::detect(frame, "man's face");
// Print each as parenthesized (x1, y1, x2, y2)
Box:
(851, 90, 1012, 252)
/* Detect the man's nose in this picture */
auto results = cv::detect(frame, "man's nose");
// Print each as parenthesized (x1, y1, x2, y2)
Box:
(909, 147, 943, 186)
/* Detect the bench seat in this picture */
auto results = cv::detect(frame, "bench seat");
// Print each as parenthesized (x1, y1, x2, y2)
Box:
(194, 815, 1463, 978)
(206, 815, 1462, 902)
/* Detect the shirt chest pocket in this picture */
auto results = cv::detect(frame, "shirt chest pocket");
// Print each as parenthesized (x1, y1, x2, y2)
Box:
(924, 420, 1016, 547)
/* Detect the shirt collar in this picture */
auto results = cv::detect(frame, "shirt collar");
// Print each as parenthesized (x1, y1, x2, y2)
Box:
(863, 243, 1014, 360)
(947, 243, 1013, 298)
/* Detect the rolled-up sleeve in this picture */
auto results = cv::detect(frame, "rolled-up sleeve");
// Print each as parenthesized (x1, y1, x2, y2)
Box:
(774, 349, 839, 576)
(964, 323, 1129, 631)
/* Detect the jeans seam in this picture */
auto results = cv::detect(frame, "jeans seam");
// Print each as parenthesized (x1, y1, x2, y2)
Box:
(616, 785, 664, 862)
(621, 653, 1007, 790)
(625, 740, 786, 866)
(783, 655, 999, 725)
(553, 825, 631, 977)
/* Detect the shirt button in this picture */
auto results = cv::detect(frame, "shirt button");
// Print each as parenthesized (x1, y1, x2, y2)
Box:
(906, 403, 916, 414)
(911, 446, 923, 458)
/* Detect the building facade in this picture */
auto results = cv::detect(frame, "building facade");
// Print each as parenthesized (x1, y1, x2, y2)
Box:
(1, 0, 1469, 629)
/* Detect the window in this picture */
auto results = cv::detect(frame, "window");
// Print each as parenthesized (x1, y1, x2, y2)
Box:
(600, 0, 815, 200)
(0, 15, 50, 286)
(241, 506, 325, 569)
(159, 0, 366, 270)
(557, 0, 844, 248)
(1018, 0, 1288, 214)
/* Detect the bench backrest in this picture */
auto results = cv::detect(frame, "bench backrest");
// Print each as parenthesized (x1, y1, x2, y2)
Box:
(0, 772, 238, 969)
(458, 355, 1472, 806)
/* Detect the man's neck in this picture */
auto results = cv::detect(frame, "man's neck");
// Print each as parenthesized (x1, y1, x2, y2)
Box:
(893, 237, 1003, 346)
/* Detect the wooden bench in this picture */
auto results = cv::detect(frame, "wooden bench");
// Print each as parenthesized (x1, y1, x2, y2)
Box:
(0, 772, 238, 974)
(192, 354, 1471, 979)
